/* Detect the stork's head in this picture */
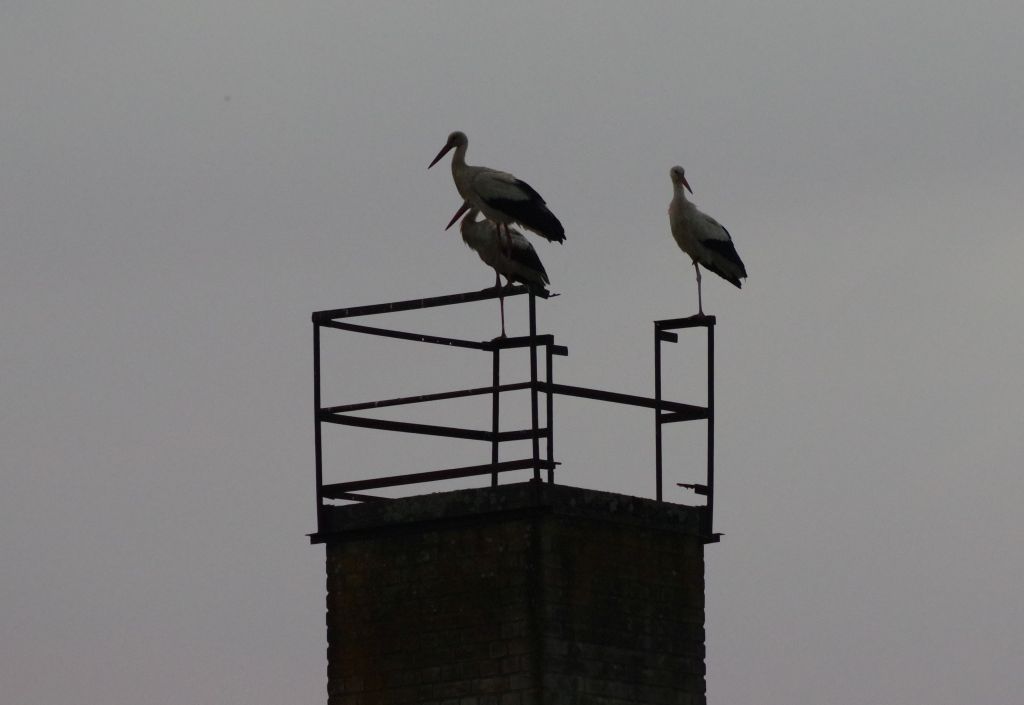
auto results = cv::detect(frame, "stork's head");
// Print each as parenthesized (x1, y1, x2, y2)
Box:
(428, 131, 468, 169)
(670, 165, 692, 194)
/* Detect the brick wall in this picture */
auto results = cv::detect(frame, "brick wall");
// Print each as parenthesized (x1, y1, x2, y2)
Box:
(316, 482, 706, 705)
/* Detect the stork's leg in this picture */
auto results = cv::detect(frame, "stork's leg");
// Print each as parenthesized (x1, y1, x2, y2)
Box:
(693, 261, 704, 316)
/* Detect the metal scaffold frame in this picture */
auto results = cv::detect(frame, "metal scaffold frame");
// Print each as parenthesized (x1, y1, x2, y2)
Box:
(313, 286, 718, 540)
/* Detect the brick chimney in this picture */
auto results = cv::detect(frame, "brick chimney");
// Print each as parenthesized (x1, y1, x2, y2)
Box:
(313, 481, 707, 705)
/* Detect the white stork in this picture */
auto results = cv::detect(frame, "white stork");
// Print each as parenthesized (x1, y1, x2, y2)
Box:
(668, 165, 747, 315)
(459, 208, 550, 337)
(428, 131, 565, 244)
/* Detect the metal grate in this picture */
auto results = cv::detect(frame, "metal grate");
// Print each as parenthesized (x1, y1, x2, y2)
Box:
(312, 286, 718, 540)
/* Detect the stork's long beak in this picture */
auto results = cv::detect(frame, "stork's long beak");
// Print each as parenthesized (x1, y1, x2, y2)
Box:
(682, 176, 693, 195)
(428, 142, 453, 169)
(444, 201, 471, 230)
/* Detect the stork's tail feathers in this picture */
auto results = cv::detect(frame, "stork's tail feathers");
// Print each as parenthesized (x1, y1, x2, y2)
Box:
(699, 239, 747, 288)
(525, 281, 551, 298)
(486, 180, 566, 243)
(702, 261, 745, 289)
(506, 205, 564, 243)
(529, 211, 565, 244)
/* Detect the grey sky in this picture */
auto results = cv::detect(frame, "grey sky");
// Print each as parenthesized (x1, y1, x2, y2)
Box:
(3, 3, 1022, 704)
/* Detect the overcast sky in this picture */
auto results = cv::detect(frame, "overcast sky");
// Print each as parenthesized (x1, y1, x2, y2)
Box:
(3, 3, 1023, 704)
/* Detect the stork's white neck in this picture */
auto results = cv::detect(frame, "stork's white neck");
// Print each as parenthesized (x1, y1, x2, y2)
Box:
(450, 141, 469, 173)
(672, 183, 693, 207)
(449, 142, 474, 202)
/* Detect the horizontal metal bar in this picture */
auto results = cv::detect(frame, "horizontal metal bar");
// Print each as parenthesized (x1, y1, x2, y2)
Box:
(496, 427, 547, 442)
(322, 382, 533, 414)
(320, 411, 547, 442)
(313, 286, 531, 322)
(657, 330, 679, 343)
(318, 320, 568, 357)
(322, 458, 556, 495)
(327, 491, 389, 502)
(319, 320, 491, 350)
(482, 334, 568, 356)
(541, 382, 707, 417)
(320, 412, 496, 441)
(659, 408, 709, 423)
(655, 314, 716, 330)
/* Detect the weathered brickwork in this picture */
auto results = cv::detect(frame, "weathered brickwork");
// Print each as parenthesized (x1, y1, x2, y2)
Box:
(315, 482, 706, 705)
(325, 517, 537, 705)
(541, 517, 705, 705)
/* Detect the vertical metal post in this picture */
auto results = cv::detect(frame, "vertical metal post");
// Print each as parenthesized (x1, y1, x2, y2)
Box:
(706, 322, 716, 535)
(545, 344, 554, 483)
(491, 348, 500, 486)
(529, 293, 540, 480)
(654, 324, 663, 502)
(313, 322, 324, 530)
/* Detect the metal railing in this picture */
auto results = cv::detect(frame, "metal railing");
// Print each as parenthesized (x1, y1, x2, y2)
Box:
(313, 287, 718, 539)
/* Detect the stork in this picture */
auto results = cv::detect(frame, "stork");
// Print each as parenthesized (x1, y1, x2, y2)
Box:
(428, 131, 565, 244)
(459, 208, 550, 337)
(668, 165, 747, 315)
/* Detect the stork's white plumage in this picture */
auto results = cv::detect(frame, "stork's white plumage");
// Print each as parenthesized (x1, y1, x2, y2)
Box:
(668, 165, 747, 315)
(459, 208, 549, 337)
(429, 131, 565, 244)
(460, 209, 550, 295)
